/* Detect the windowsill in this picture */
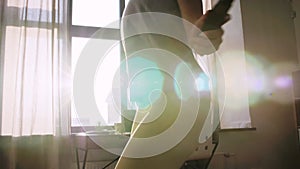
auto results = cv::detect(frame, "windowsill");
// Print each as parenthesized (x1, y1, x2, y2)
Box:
(72, 126, 257, 134)
(220, 127, 257, 132)
(71, 125, 115, 134)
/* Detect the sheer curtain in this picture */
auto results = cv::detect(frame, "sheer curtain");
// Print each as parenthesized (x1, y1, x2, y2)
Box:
(0, 0, 71, 136)
(0, 1, 73, 169)
(200, 0, 252, 129)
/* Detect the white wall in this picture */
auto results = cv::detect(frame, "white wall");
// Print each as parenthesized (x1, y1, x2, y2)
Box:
(208, 0, 300, 169)
(293, 0, 300, 66)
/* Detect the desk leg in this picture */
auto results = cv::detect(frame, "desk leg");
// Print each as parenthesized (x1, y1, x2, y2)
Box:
(76, 148, 80, 169)
(82, 149, 88, 169)
(102, 157, 119, 169)
(75, 148, 88, 169)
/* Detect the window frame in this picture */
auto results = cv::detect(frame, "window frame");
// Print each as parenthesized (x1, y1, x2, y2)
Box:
(0, 0, 5, 133)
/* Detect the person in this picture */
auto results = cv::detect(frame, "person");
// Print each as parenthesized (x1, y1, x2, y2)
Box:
(115, 0, 230, 168)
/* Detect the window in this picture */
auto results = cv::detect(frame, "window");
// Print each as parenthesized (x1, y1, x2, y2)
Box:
(70, 0, 253, 130)
(70, 0, 130, 128)
(0, 0, 252, 136)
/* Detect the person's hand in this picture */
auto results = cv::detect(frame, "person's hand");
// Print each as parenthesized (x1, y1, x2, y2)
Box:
(189, 12, 230, 55)
(190, 28, 224, 55)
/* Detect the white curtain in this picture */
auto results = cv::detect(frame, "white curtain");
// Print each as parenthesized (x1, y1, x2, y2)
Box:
(0, 0, 71, 136)
(201, 0, 252, 129)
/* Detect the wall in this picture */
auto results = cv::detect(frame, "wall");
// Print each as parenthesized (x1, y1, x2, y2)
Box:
(0, 136, 73, 169)
(293, 0, 300, 64)
(209, 0, 300, 169)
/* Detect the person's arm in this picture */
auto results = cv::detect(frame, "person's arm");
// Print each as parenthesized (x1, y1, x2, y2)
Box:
(177, 0, 203, 24)
(177, 0, 228, 55)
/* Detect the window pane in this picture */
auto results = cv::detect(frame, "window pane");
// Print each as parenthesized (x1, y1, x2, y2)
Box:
(94, 41, 122, 126)
(7, 0, 53, 10)
(2, 26, 55, 135)
(71, 37, 89, 126)
(71, 37, 121, 126)
(72, 0, 120, 28)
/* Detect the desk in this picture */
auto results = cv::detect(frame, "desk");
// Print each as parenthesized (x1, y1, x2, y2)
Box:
(73, 131, 130, 169)
(73, 131, 217, 169)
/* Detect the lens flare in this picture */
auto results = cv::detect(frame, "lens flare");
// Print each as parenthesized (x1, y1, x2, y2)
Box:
(126, 56, 164, 109)
(173, 62, 199, 100)
(266, 62, 297, 104)
(268, 62, 297, 90)
(195, 73, 210, 92)
(74, 12, 215, 158)
(245, 52, 269, 106)
(274, 76, 293, 89)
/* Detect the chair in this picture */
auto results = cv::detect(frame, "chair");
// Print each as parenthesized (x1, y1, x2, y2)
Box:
(183, 128, 220, 169)
(73, 131, 128, 169)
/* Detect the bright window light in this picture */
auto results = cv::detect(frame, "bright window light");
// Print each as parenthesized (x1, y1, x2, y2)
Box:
(71, 38, 121, 126)
(72, 0, 120, 28)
